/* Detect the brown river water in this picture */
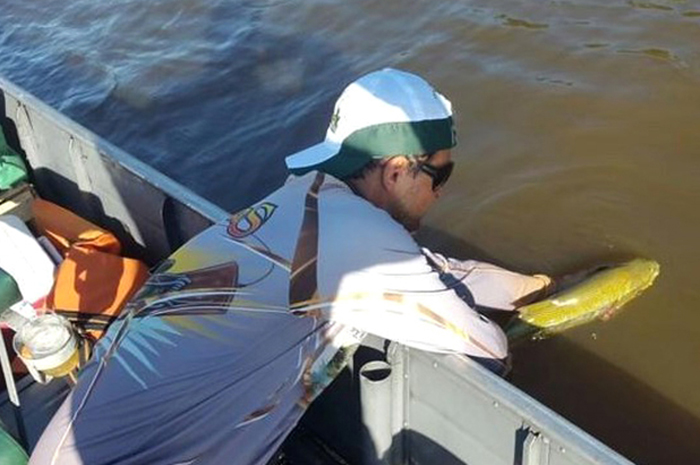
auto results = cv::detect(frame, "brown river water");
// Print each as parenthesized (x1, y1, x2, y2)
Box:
(2, 0, 700, 462)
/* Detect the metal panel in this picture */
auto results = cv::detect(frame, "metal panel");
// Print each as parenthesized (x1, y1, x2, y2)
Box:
(392, 347, 634, 465)
(406, 349, 520, 464)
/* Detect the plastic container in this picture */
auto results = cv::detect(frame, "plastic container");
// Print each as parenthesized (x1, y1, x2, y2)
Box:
(13, 313, 79, 378)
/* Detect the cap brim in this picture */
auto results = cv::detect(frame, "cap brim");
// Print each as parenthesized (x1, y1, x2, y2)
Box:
(285, 141, 341, 176)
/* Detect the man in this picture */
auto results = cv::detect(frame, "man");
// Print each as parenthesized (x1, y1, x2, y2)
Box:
(30, 68, 552, 465)
(283, 68, 553, 365)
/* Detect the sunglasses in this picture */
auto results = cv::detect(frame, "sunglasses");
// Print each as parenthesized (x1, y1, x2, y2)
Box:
(418, 161, 454, 191)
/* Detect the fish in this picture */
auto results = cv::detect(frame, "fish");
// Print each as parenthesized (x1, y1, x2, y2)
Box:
(505, 258, 660, 342)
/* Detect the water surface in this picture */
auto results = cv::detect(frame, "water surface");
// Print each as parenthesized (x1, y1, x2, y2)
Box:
(2, 1, 700, 462)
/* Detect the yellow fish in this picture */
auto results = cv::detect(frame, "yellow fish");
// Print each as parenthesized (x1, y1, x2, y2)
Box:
(506, 258, 660, 342)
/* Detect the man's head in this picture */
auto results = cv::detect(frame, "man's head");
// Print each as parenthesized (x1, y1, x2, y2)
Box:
(344, 149, 453, 231)
(285, 68, 456, 231)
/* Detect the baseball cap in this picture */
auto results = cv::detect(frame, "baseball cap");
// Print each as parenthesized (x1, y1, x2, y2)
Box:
(285, 68, 456, 179)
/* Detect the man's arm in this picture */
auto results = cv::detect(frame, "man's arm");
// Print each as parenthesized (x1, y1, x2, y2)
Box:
(421, 248, 554, 311)
(319, 243, 510, 360)
(317, 190, 511, 361)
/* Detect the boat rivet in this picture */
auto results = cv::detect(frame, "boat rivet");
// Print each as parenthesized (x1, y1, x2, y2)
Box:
(542, 437, 550, 445)
(560, 446, 566, 453)
(493, 401, 499, 408)
(433, 362, 438, 368)
(404, 374, 409, 379)
(403, 422, 409, 428)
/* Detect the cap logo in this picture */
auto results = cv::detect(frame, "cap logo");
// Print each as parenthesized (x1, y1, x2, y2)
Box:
(330, 108, 340, 133)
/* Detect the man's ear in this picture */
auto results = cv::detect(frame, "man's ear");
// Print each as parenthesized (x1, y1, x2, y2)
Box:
(381, 156, 408, 192)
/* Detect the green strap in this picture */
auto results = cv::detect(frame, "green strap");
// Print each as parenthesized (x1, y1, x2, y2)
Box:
(0, 268, 22, 312)
(0, 128, 28, 190)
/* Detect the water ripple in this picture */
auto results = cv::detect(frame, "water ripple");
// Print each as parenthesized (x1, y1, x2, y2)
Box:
(496, 14, 550, 30)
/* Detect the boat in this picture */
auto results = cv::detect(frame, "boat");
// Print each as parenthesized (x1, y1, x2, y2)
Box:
(0, 74, 633, 465)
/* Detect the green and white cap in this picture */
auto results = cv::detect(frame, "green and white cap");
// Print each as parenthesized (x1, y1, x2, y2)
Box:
(285, 68, 456, 178)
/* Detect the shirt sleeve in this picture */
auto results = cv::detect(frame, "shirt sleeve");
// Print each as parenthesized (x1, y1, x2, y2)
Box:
(422, 248, 553, 311)
(316, 192, 509, 360)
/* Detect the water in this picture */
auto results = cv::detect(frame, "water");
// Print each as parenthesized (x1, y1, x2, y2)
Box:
(2, 0, 700, 462)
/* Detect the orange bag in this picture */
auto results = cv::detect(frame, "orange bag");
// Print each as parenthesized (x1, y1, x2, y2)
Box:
(32, 198, 121, 255)
(32, 198, 149, 340)
(46, 245, 149, 340)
